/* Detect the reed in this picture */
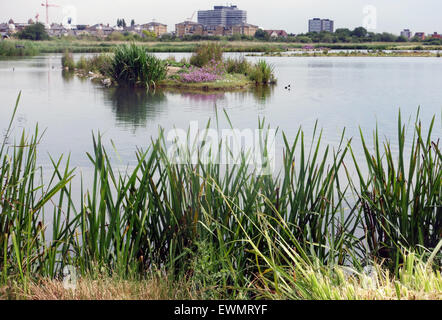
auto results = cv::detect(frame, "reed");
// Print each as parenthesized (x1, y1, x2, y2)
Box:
(0, 95, 440, 299)
(111, 44, 167, 88)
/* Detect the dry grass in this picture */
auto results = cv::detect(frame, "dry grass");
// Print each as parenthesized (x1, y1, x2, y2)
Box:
(1, 276, 197, 300)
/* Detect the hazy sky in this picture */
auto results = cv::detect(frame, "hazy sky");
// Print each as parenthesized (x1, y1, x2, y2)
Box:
(1, 0, 441, 34)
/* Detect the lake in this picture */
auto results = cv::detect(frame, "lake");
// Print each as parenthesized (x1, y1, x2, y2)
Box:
(0, 53, 441, 177)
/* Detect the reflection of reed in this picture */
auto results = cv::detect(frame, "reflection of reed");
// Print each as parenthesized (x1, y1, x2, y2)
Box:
(61, 70, 75, 82)
(250, 85, 275, 104)
(180, 92, 226, 103)
(103, 87, 167, 129)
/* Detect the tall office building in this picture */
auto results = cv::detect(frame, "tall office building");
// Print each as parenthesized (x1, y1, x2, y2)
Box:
(198, 5, 247, 27)
(309, 18, 334, 33)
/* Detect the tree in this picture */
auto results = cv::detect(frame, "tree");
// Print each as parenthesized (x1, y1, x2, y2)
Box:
(17, 23, 49, 40)
(131, 19, 135, 27)
(254, 29, 269, 41)
(352, 27, 368, 38)
(396, 36, 408, 42)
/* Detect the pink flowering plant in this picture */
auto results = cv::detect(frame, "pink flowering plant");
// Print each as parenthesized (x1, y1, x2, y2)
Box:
(180, 59, 226, 83)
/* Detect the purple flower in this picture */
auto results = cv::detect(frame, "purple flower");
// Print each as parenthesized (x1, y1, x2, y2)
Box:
(180, 60, 225, 83)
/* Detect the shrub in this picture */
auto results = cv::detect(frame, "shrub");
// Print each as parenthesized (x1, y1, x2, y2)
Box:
(86, 54, 113, 75)
(189, 43, 223, 67)
(76, 56, 88, 70)
(249, 60, 276, 84)
(61, 50, 75, 70)
(225, 56, 251, 75)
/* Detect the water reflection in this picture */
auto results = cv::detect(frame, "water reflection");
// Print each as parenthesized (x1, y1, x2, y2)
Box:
(103, 87, 167, 130)
(61, 70, 75, 82)
(249, 85, 275, 104)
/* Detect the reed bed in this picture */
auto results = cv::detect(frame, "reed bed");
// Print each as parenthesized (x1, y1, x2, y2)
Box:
(0, 95, 440, 299)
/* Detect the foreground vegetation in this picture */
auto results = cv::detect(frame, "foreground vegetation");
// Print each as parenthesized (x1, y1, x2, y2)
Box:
(0, 94, 441, 300)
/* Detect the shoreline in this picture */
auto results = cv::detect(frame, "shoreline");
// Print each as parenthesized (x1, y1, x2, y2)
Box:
(2, 39, 442, 57)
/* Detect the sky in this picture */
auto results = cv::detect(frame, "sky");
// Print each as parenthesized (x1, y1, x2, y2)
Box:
(1, 0, 441, 35)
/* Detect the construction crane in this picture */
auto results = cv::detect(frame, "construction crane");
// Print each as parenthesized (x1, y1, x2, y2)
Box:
(35, 13, 40, 23)
(186, 11, 196, 22)
(41, 0, 60, 26)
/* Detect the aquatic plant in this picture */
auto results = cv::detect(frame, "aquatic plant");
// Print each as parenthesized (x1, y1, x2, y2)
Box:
(225, 56, 252, 75)
(111, 44, 167, 87)
(0, 95, 440, 299)
(249, 60, 276, 84)
(61, 50, 75, 70)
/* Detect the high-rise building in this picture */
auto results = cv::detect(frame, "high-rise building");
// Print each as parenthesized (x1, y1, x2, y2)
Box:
(198, 5, 247, 27)
(309, 18, 334, 33)
(400, 29, 412, 39)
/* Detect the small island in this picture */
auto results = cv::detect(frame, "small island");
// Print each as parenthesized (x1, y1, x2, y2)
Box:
(62, 43, 276, 92)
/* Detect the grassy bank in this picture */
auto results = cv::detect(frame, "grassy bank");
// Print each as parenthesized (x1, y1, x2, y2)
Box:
(0, 92, 440, 300)
(2, 39, 442, 56)
(252, 50, 441, 58)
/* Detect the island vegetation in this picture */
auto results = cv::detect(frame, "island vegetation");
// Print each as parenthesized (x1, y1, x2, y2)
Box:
(62, 43, 277, 91)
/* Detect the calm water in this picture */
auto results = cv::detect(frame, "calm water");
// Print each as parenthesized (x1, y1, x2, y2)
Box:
(0, 53, 441, 175)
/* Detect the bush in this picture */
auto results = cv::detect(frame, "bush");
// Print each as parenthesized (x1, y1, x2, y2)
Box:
(189, 43, 223, 67)
(111, 44, 167, 87)
(61, 50, 75, 70)
(225, 56, 251, 75)
(249, 60, 276, 84)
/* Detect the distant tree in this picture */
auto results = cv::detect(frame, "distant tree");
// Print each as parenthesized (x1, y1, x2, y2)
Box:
(396, 35, 408, 42)
(335, 28, 351, 36)
(295, 36, 312, 43)
(131, 19, 135, 27)
(142, 30, 157, 39)
(117, 18, 127, 28)
(379, 32, 397, 42)
(17, 23, 49, 40)
(352, 27, 368, 38)
(254, 29, 269, 41)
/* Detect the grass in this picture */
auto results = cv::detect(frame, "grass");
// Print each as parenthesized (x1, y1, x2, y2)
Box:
(0, 94, 440, 300)
(2, 39, 442, 57)
(158, 73, 253, 91)
(252, 51, 440, 58)
(0, 41, 40, 57)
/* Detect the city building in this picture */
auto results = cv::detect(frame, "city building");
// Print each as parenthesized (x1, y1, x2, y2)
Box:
(431, 32, 441, 39)
(400, 29, 412, 39)
(175, 20, 258, 37)
(308, 18, 334, 33)
(141, 22, 168, 37)
(175, 21, 204, 37)
(87, 24, 115, 37)
(265, 30, 288, 38)
(198, 5, 247, 27)
(414, 32, 426, 40)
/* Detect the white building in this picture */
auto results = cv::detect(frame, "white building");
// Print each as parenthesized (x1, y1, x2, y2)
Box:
(400, 29, 412, 39)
